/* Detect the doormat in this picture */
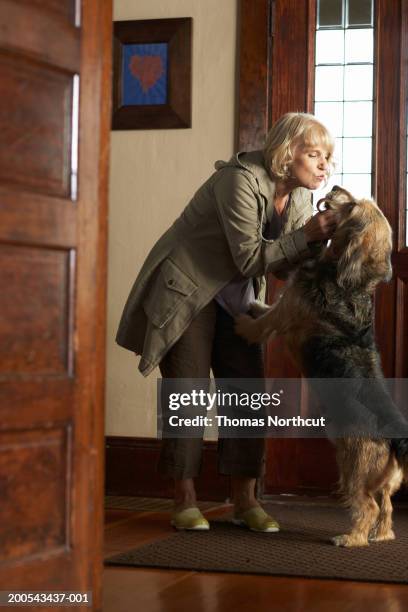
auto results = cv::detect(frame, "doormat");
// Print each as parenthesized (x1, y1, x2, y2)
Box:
(105, 502, 408, 583)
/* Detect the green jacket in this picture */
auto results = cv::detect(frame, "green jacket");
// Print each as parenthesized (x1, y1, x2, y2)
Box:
(116, 150, 313, 376)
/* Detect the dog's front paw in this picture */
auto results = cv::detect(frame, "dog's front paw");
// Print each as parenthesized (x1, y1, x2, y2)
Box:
(235, 314, 262, 344)
(249, 300, 271, 319)
(331, 534, 348, 547)
(331, 534, 369, 547)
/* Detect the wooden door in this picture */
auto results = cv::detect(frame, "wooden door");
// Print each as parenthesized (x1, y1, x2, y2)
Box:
(374, 0, 408, 381)
(238, 0, 408, 496)
(0, 0, 112, 607)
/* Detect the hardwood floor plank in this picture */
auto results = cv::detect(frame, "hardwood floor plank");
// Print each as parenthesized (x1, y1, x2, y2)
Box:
(104, 509, 135, 526)
(104, 505, 232, 556)
(103, 568, 408, 612)
(103, 568, 193, 612)
(104, 511, 172, 556)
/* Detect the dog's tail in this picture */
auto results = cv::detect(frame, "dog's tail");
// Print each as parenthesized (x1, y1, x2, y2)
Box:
(390, 438, 408, 478)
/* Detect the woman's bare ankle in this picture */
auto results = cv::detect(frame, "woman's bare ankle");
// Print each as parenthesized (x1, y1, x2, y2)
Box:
(174, 478, 197, 511)
(231, 476, 260, 514)
(233, 498, 261, 515)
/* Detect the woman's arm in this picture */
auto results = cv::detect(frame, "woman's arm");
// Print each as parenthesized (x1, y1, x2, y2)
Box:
(213, 169, 313, 278)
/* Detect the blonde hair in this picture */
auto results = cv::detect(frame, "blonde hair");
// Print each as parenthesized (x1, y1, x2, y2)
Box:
(263, 112, 335, 180)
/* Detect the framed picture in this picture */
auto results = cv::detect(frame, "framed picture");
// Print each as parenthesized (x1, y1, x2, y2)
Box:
(112, 18, 192, 130)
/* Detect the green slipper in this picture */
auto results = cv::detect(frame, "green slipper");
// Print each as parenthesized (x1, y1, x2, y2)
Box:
(171, 507, 210, 531)
(232, 506, 280, 532)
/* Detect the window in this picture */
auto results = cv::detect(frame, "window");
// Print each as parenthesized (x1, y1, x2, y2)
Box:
(313, 0, 374, 202)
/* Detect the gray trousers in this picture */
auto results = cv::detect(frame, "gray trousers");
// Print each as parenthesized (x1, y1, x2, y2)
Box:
(158, 301, 265, 479)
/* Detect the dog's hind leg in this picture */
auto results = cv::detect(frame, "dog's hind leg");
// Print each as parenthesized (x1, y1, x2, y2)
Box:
(332, 492, 379, 547)
(371, 488, 396, 542)
(370, 464, 403, 542)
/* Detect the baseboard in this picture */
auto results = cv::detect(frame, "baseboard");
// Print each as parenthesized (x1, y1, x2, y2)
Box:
(105, 436, 230, 501)
(105, 436, 408, 502)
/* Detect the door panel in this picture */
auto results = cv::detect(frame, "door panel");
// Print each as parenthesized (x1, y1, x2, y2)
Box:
(0, 426, 70, 564)
(30, 0, 77, 23)
(0, 245, 74, 375)
(0, 53, 74, 197)
(0, 1, 112, 608)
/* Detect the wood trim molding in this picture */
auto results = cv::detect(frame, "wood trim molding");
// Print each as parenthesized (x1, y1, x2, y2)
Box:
(374, 0, 404, 377)
(105, 437, 230, 502)
(270, 0, 312, 122)
(237, 0, 271, 150)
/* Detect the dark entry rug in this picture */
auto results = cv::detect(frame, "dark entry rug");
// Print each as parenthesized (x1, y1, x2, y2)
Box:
(104, 502, 408, 583)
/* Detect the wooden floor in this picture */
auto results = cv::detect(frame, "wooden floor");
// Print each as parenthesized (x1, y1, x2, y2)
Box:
(103, 498, 408, 612)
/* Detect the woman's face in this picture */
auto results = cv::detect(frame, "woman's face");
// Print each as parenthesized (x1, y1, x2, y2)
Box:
(289, 143, 330, 190)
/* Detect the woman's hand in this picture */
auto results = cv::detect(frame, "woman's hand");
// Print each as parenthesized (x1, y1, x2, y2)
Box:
(303, 210, 337, 243)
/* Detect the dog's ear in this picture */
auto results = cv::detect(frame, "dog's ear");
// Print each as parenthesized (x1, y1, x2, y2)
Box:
(335, 202, 393, 290)
(337, 234, 365, 289)
(334, 214, 367, 289)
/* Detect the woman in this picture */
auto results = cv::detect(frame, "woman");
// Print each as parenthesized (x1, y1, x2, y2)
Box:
(116, 112, 337, 532)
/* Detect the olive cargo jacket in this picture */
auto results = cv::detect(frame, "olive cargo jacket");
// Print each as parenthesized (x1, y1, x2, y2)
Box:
(116, 150, 313, 376)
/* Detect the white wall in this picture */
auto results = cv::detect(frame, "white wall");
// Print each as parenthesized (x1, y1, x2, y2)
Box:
(106, 0, 238, 436)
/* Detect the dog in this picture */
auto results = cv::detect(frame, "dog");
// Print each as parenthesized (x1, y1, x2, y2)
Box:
(235, 185, 408, 547)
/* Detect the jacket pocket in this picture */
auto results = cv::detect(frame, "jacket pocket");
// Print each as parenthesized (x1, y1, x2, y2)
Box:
(143, 258, 198, 328)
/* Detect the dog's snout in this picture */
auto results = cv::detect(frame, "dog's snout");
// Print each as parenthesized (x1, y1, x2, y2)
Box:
(325, 185, 340, 201)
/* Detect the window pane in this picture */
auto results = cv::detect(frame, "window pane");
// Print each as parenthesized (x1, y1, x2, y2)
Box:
(345, 29, 373, 63)
(344, 65, 373, 100)
(343, 102, 372, 136)
(342, 138, 372, 173)
(316, 30, 344, 64)
(342, 173, 372, 198)
(330, 174, 344, 191)
(333, 137, 343, 173)
(315, 102, 343, 137)
(315, 66, 344, 101)
(347, 0, 373, 27)
(318, 0, 343, 28)
(314, 1, 374, 207)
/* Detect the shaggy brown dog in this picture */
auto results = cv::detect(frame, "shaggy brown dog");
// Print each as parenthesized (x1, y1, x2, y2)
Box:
(235, 185, 408, 547)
